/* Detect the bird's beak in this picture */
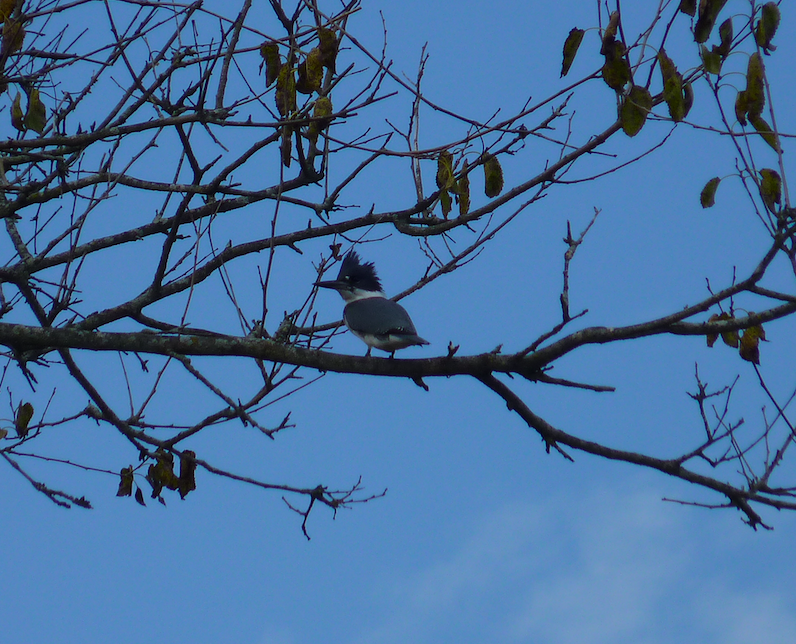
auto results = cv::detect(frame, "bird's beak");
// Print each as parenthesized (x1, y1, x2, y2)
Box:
(314, 279, 346, 291)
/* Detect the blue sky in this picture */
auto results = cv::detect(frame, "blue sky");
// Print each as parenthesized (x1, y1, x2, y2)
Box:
(3, 1, 796, 643)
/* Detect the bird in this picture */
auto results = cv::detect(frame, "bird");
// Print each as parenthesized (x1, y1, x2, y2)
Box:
(314, 251, 429, 357)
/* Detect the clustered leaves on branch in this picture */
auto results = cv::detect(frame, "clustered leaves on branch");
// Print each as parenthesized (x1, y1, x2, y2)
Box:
(0, 0, 793, 535)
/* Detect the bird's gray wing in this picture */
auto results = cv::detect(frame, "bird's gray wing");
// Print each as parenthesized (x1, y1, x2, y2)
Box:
(343, 298, 418, 336)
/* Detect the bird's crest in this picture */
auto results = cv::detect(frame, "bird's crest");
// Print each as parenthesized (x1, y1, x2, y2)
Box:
(338, 251, 383, 292)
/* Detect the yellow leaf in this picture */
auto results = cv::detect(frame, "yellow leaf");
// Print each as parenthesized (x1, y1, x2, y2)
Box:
(275, 65, 296, 117)
(739, 326, 762, 364)
(439, 189, 452, 218)
(318, 28, 338, 71)
(259, 42, 281, 87)
(147, 449, 180, 498)
(296, 47, 323, 95)
(436, 151, 454, 191)
(308, 96, 332, 143)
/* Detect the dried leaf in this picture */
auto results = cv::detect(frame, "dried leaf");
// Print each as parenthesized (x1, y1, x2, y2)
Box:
(11, 90, 23, 131)
(700, 177, 721, 208)
(134, 487, 146, 506)
(700, 45, 722, 75)
(706, 313, 721, 347)
(259, 42, 282, 87)
(456, 160, 470, 217)
(318, 28, 338, 71)
(694, 0, 729, 44)
(146, 449, 180, 498)
(24, 87, 46, 134)
(178, 450, 197, 499)
(659, 50, 685, 122)
(116, 467, 134, 497)
(739, 325, 763, 363)
(280, 125, 292, 167)
(744, 53, 765, 119)
(683, 82, 694, 117)
(561, 28, 584, 77)
(439, 189, 452, 218)
(436, 151, 455, 191)
(15, 401, 33, 438)
(601, 41, 631, 91)
(679, 0, 696, 17)
(2, 17, 24, 56)
(296, 47, 323, 95)
(483, 154, 503, 198)
(749, 114, 780, 153)
(308, 96, 332, 143)
(620, 85, 652, 137)
(759, 168, 781, 213)
(275, 65, 296, 117)
(0, 0, 15, 22)
(754, 2, 780, 53)
(716, 17, 733, 56)
(734, 90, 747, 126)
(600, 11, 620, 55)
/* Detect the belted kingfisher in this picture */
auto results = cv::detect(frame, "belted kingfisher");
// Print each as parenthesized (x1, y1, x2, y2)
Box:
(315, 251, 429, 357)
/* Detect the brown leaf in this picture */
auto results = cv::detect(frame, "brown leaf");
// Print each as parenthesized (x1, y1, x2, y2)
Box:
(179, 450, 197, 499)
(116, 467, 134, 497)
(483, 154, 503, 198)
(15, 401, 33, 438)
